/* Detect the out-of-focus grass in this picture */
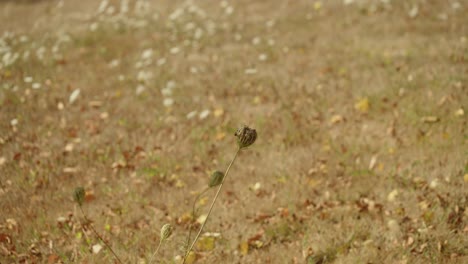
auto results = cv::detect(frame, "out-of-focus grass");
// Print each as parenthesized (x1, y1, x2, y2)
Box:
(0, 0, 466, 263)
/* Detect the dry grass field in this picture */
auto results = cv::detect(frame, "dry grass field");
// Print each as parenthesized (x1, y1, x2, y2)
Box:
(0, 0, 467, 263)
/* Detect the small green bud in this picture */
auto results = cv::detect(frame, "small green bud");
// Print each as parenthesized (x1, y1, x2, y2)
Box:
(209, 171, 225, 188)
(160, 224, 173, 242)
(235, 125, 257, 148)
(73, 187, 85, 206)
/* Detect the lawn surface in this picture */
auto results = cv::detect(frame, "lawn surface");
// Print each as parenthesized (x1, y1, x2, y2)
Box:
(0, 0, 467, 263)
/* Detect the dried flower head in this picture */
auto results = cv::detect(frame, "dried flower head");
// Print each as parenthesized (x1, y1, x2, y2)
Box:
(73, 187, 85, 206)
(160, 224, 173, 242)
(208, 171, 225, 188)
(235, 125, 257, 148)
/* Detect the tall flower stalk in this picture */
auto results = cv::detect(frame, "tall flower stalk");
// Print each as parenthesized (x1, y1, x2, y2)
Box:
(73, 187, 123, 264)
(149, 223, 173, 264)
(183, 125, 257, 263)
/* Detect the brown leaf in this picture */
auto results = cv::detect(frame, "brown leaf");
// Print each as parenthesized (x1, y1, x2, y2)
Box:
(247, 230, 264, 244)
(253, 213, 274, 223)
(48, 254, 60, 264)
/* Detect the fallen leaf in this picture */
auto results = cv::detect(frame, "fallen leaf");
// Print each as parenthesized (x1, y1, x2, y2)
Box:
(240, 241, 249, 255)
(63, 167, 79, 173)
(253, 96, 261, 104)
(85, 191, 95, 202)
(199, 110, 210, 120)
(314, 1, 322, 10)
(214, 108, 224, 117)
(163, 98, 174, 107)
(215, 132, 226, 141)
(0, 233, 13, 244)
(277, 207, 289, 218)
(185, 251, 196, 264)
(64, 143, 74, 152)
(421, 116, 439, 123)
(175, 179, 185, 188)
(6, 219, 18, 230)
(69, 89, 80, 104)
(330, 115, 344, 124)
(196, 236, 215, 251)
(308, 178, 321, 188)
(387, 189, 399, 202)
(249, 182, 261, 192)
(387, 219, 400, 234)
(369, 155, 377, 170)
(197, 196, 208, 207)
(88, 101, 102, 108)
(48, 254, 59, 264)
(100, 112, 109, 119)
(429, 179, 438, 189)
(92, 244, 102, 254)
(454, 108, 464, 117)
(196, 214, 207, 225)
(253, 213, 274, 223)
(355, 97, 370, 113)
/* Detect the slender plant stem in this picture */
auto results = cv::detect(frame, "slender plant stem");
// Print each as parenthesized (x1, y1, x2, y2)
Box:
(182, 147, 241, 263)
(148, 239, 162, 264)
(185, 187, 209, 251)
(78, 205, 123, 264)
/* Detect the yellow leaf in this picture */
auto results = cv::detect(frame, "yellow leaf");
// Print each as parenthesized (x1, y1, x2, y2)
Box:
(308, 178, 321, 188)
(196, 214, 207, 225)
(185, 251, 196, 264)
(252, 240, 264, 248)
(196, 236, 215, 251)
(330, 115, 343, 124)
(178, 212, 192, 224)
(3, 70, 12, 78)
(421, 116, 439, 123)
(354, 97, 370, 113)
(214, 108, 224, 117)
(253, 96, 261, 104)
(377, 163, 384, 172)
(240, 241, 249, 256)
(197, 196, 208, 207)
(464, 174, 468, 183)
(215, 132, 226, 141)
(387, 189, 399, 202)
(321, 144, 331, 152)
(454, 108, 464, 117)
(314, 1, 322, 10)
(175, 179, 185, 188)
(276, 175, 287, 184)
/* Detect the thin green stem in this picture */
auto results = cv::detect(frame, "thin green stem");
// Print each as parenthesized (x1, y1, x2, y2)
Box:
(185, 187, 209, 251)
(78, 205, 123, 264)
(182, 147, 241, 263)
(148, 239, 162, 264)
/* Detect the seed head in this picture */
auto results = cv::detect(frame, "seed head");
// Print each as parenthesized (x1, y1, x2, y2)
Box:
(160, 224, 173, 242)
(235, 125, 257, 148)
(209, 171, 225, 188)
(73, 187, 85, 206)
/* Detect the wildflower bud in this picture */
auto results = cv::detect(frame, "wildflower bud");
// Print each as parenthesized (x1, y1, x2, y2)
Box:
(208, 171, 225, 188)
(73, 187, 85, 206)
(160, 224, 173, 242)
(234, 125, 257, 148)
